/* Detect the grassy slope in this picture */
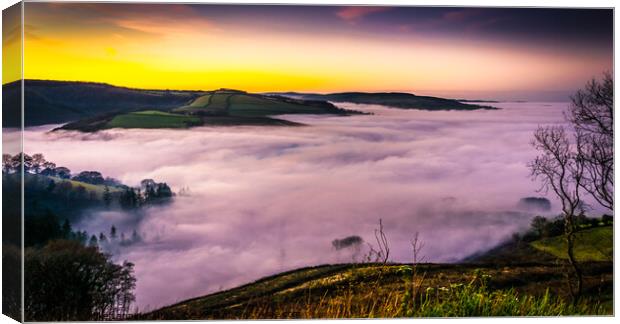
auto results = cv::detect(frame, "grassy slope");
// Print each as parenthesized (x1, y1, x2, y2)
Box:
(174, 92, 350, 116)
(189, 94, 212, 107)
(106, 111, 201, 129)
(139, 228, 613, 319)
(138, 261, 611, 319)
(228, 94, 337, 116)
(48, 176, 123, 197)
(23, 173, 122, 197)
(530, 227, 613, 262)
(60, 90, 356, 131)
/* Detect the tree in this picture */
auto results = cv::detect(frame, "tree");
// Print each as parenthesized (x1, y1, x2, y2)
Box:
(23, 154, 33, 173)
(156, 183, 173, 198)
(24, 240, 136, 321)
(110, 226, 117, 241)
(31, 154, 46, 174)
(103, 177, 121, 187)
(528, 72, 613, 303)
(140, 179, 156, 190)
(89, 235, 99, 247)
(42, 161, 56, 171)
(40, 168, 56, 177)
(529, 125, 585, 302)
(72, 171, 105, 185)
(61, 219, 73, 239)
(8, 153, 26, 173)
(530, 216, 549, 238)
(365, 219, 390, 264)
(40, 161, 58, 176)
(2, 154, 12, 173)
(103, 186, 112, 207)
(119, 188, 139, 209)
(54, 167, 71, 179)
(568, 72, 613, 211)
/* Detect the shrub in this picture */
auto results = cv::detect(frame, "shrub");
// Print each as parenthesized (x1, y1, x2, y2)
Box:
(411, 272, 604, 317)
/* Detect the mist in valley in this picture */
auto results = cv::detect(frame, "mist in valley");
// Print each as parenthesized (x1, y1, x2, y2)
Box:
(18, 101, 595, 310)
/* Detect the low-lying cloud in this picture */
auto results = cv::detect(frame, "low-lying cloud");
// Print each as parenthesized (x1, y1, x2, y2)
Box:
(18, 101, 591, 310)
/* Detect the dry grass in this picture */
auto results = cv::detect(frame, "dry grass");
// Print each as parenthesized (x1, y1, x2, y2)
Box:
(138, 262, 612, 320)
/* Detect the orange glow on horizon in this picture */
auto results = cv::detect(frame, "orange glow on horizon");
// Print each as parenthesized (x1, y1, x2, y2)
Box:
(12, 3, 614, 94)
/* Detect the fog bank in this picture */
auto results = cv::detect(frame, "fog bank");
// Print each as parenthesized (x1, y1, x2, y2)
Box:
(20, 102, 576, 309)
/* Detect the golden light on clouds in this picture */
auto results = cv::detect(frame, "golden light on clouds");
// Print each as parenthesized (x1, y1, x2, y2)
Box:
(10, 3, 614, 94)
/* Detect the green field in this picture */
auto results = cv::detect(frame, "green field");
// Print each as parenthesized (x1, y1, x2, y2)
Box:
(48, 176, 123, 197)
(106, 110, 201, 129)
(189, 94, 212, 107)
(207, 93, 232, 110)
(173, 91, 344, 117)
(227, 94, 327, 116)
(530, 226, 612, 262)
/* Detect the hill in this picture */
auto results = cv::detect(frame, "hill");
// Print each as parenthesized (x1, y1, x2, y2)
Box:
(137, 261, 611, 319)
(3, 80, 498, 128)
(57, 89, 362, 131)
(136, 223, 612, 319)
(269, 92, 498, 111)
(2, 80, 201, 127)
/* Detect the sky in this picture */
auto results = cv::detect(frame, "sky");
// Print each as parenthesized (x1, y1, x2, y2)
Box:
(3, 3, 614, 99)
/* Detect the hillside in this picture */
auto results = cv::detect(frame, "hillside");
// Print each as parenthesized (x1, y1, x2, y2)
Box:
(137, 262, 611, 319)
(137, 226, 612, 319)
(2, 80, 201, 127)
(2, 80, 499, 128)
(466, 225, 613, 264)
(57, 89, 361, 131)
(269, 92, 498, 111)
(531, 227, 612, 262)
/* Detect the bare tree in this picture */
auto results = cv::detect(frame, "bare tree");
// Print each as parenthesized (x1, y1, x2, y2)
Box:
(529, 72, 614, 303)
(364, 219, 390, 264)
(529, 125, 585, 302)
(409, 232, 426, 311)
(374, 219, 390, 264)
(568, 72, 614, 211)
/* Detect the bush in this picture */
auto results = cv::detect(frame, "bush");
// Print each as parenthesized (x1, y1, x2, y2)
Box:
(25, 240, 136, 321)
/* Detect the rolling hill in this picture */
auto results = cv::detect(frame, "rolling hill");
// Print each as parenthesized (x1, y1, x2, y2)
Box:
(269, 92, 498, 111)
(2, 80, 202, 127)
(57, 89, 362, 131)
(3, 80, 499, 129)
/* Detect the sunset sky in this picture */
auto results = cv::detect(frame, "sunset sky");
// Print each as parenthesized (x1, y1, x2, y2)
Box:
(4, 3, 614, 99)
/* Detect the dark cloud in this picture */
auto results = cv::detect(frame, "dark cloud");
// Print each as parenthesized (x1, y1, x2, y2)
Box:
(360, 7, 612, 49)
(26, 4, 612, 52)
